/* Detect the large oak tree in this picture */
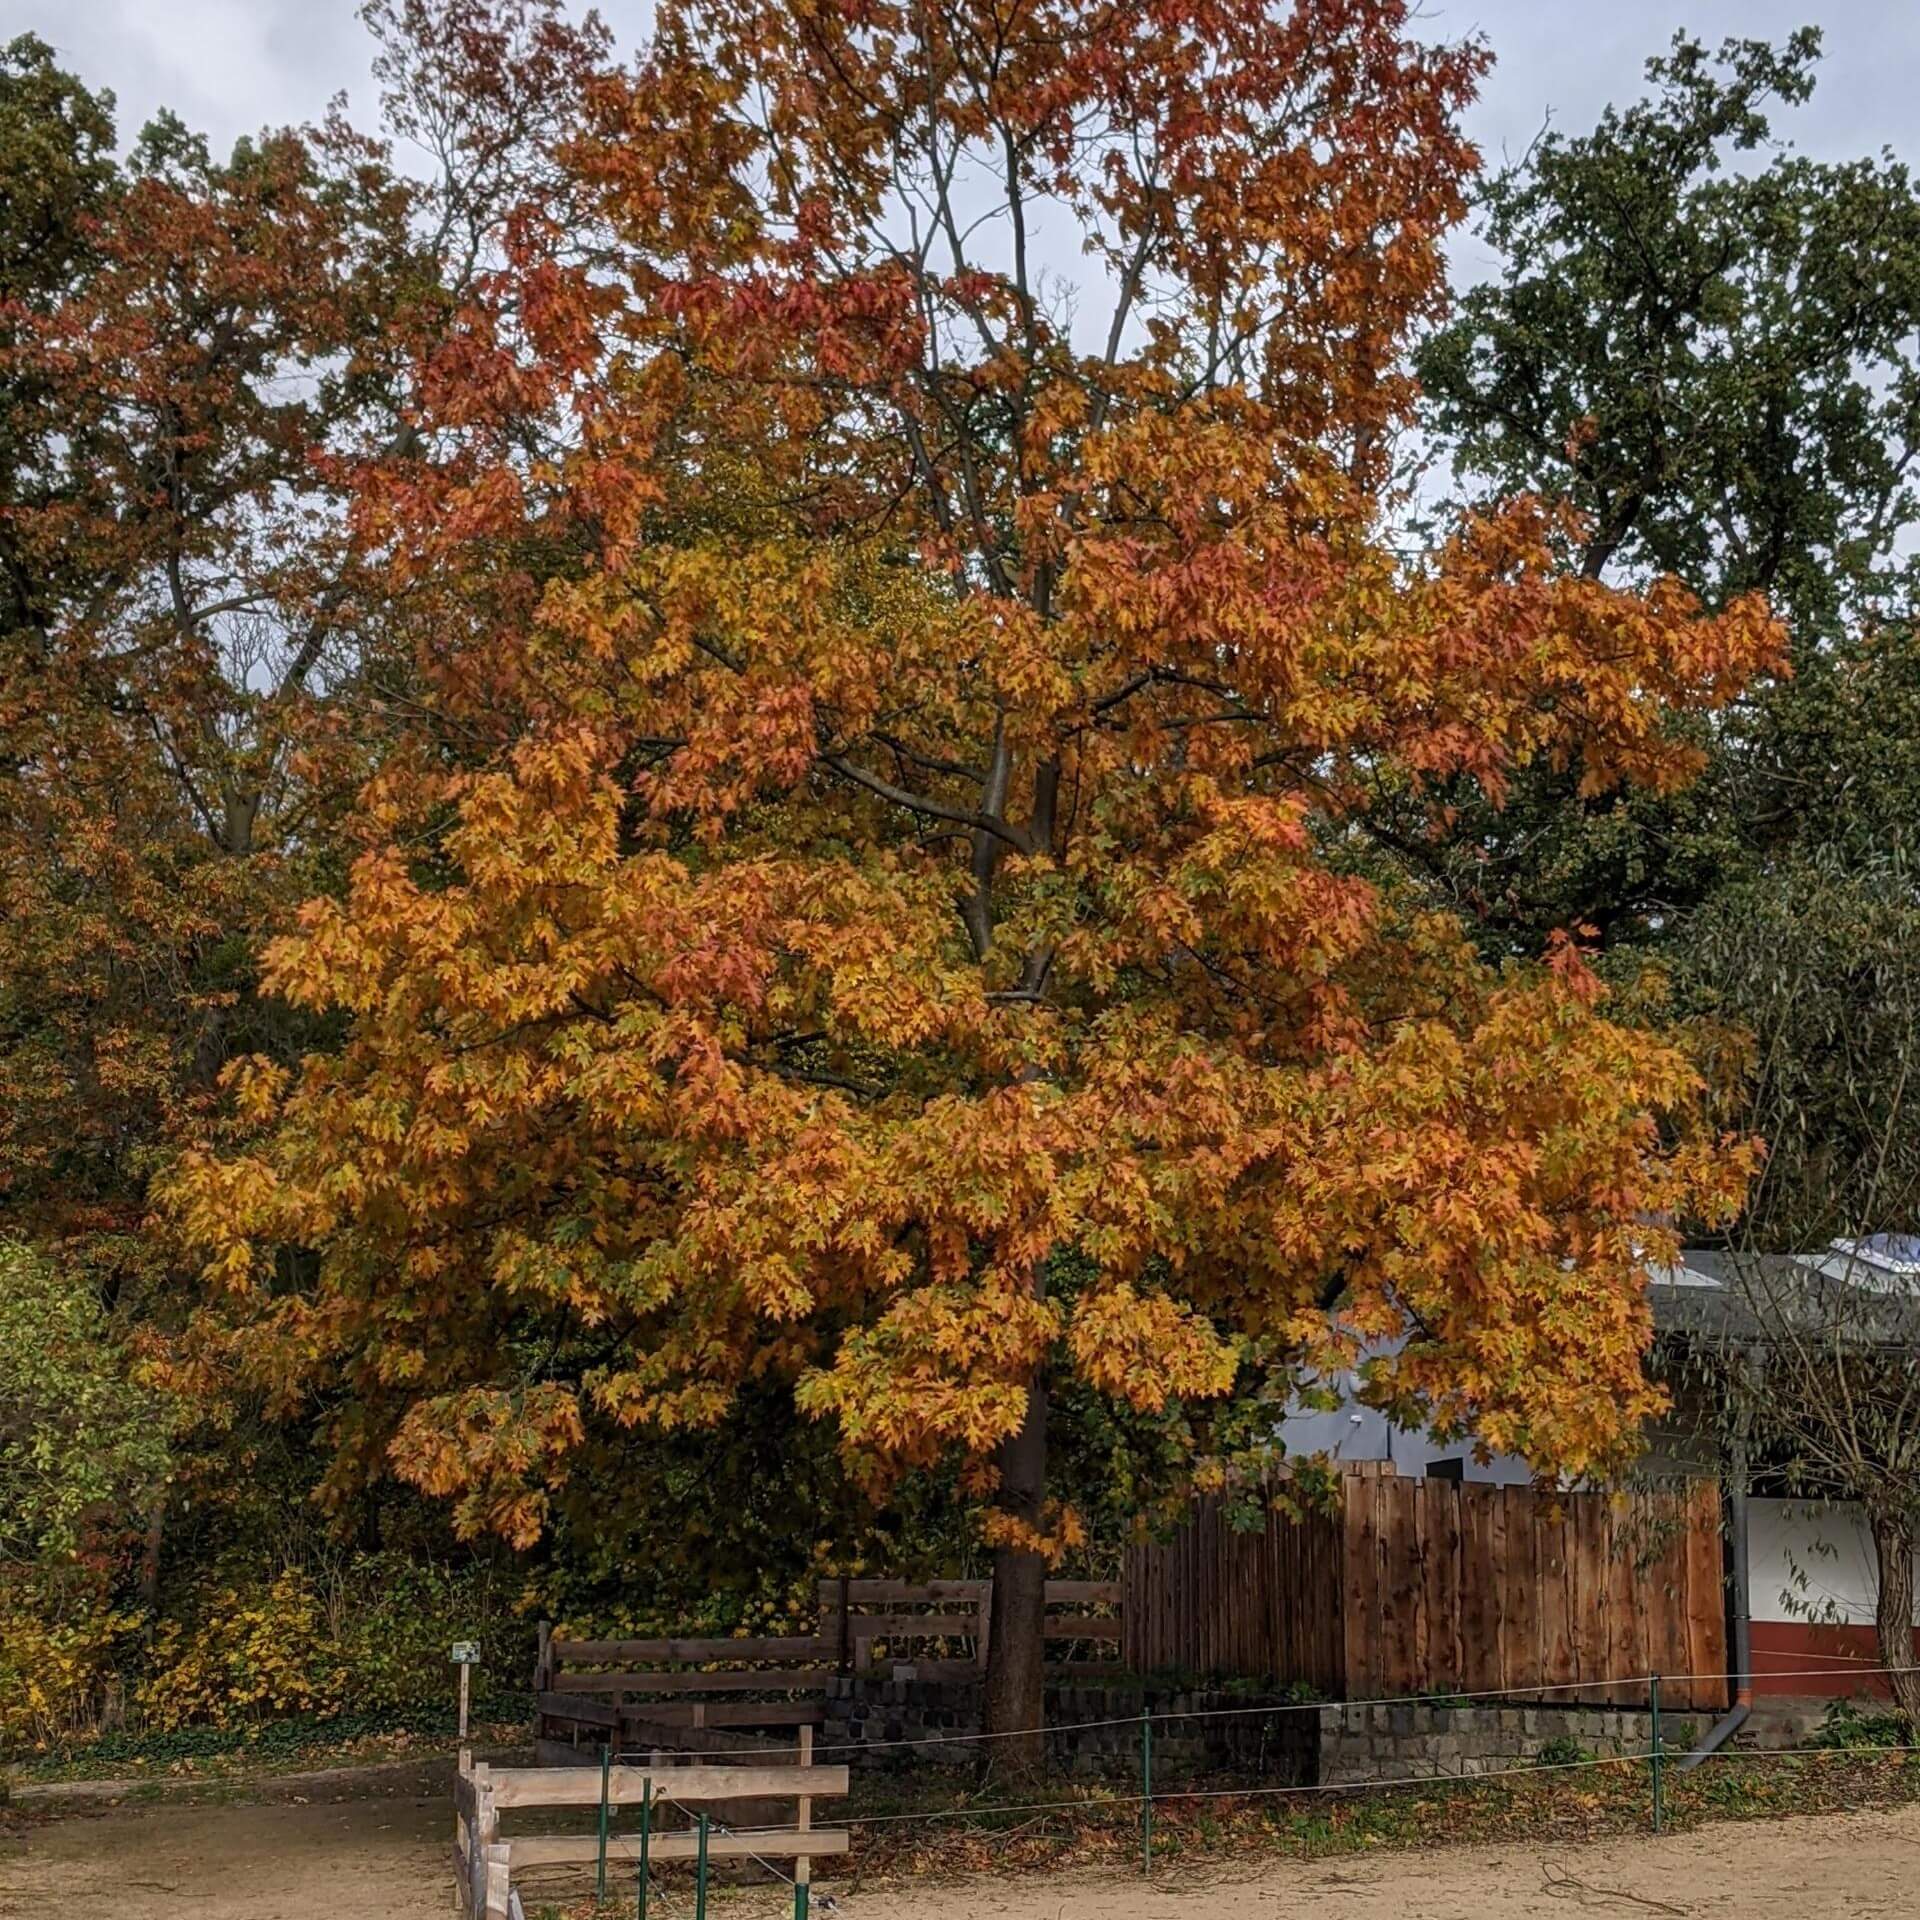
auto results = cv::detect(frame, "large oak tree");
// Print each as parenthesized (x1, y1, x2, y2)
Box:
(172, 0, 1781, 1752)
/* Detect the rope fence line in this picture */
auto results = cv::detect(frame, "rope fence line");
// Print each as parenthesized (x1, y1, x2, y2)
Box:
(608, 1657, 1920, 1767)
(616, 1736, 1920, 1849)
(533, 1697, 1920, 1912)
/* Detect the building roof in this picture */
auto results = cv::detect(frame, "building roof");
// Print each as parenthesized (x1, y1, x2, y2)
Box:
(1649, 1245, 1920, 1350)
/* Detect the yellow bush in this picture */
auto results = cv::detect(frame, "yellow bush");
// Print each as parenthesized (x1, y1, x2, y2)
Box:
(136, 1570, 350, 1731)
(0, 1602, 143, 1749)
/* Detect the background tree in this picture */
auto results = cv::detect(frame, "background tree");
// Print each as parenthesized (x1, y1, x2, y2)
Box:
(172, 0, 1779, 1755)
(1425, 27, 1920, 1700)
(0, 4, 616, 1707)
(1413, 28, 1920, 950)
(0, 1239, 171, 1583)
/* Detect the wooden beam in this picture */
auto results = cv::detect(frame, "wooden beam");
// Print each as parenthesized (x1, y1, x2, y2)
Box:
(487, 1763, 849, 1809)
(552, 1667, 828, 1696)
(507, 1829, 849, 1869)
(1043, 1581, 1122, 1604)
(805, 1612, 979, 1638)
(822, 1579, 988, 1602)
(535, 1691, 620, 1725)
(615, 1701, 825, 1731)
(483, 1843, 512, 1920)
(796, 1726, 814, 1890)
(551, 1635, 822, 1665)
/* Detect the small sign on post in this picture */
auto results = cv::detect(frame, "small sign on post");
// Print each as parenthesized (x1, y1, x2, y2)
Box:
(452, 1640, 481, 1739)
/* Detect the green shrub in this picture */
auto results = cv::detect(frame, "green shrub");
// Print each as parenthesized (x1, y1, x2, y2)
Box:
(1813, 1697, 1913, 1751)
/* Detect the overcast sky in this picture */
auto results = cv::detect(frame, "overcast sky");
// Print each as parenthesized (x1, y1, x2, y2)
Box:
(17, 2, 1919, 246)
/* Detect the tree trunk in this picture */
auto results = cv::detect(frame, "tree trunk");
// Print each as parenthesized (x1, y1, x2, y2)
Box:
(984, 1366, 1048, 1774)
(1869, 1510, 1920, 1725)
(136, 1486, 167, 1609)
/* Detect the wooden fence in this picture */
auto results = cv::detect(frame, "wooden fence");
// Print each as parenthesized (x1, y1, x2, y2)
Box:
(455, 1743, 847, 1919)
(818, 1576, 1122, 1680)
(536, 1578, 1123, 1755)
(1123, 1491, 1345, 1693)
(1124, 1472, 1729, 1712)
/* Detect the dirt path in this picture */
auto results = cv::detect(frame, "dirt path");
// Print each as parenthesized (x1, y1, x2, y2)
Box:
(3, 1796, 1917, 1918)
(0, 1780, 448, 1920)
(843, 1804, 1920, 1918)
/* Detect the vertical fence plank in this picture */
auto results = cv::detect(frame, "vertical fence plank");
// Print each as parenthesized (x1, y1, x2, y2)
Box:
(1501, 1486, 1539, 1695)
(1345, 1474, 1382, 1699)
(1483, 1483, 1509, 1696)
(1397, 1466, 1428, 1697)
(1457, 1484, 1493, 1693)
(1685, 1479, 1730, 1711)
(1569, 1486, 1607, 1698)
(1424, 1478, 1462, 1694)
(1541, 1496, 1577, 1698)
(1654, 1492, 1694, 1700)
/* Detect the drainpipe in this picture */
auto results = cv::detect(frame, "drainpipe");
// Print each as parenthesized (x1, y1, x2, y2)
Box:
(1679, 1361, 1757, 1769)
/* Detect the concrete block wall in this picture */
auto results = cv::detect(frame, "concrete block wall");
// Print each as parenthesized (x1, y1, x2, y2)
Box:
(823, 1674, 1315, 1781)
(1315, 1701, 1682, 1784)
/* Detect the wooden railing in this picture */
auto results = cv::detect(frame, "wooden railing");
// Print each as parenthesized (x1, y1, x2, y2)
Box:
(455, 1743, 847, 1919)
(817, 1577, 1123, 1680)
(534, 1578, 1124, 1754)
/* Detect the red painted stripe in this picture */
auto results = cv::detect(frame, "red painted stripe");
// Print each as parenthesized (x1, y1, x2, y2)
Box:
(1748, 1620, 1915, 1696)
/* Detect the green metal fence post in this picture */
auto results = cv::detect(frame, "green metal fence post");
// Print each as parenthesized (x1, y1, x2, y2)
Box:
(695, 1811, 711, 1920)
(635, 1779, 651, 1920)
(1650, 1672, 1665, 1835)
(794, 1881, 810, 1920)
(1140, 1711, 1153, 1875)
(596, 1745, 612, 1902)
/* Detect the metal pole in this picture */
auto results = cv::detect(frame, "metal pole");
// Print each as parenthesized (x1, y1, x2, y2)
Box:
(1140, 1711, 1153, 1875)
(635, 1780, 651, 1920)
(1650, 1672, 1665, 1835)
(794, 1882, 810, 1920)
(596, 1745, 612, 1902)
(695, 1812, 710, 1920)
(459, 1660, 471, 1741)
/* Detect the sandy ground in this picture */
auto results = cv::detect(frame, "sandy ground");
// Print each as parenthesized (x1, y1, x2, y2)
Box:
(0, 1771, 450, 1920)
(849, 1807, 1920, 1918)
(3, 1794, 1917, 1918)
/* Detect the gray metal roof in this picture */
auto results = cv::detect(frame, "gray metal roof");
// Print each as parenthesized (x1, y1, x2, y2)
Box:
(1649, 1247, 1920, 1349)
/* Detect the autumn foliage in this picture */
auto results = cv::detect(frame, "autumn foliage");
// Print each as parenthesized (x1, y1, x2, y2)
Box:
(164, 0, 1782, 1737)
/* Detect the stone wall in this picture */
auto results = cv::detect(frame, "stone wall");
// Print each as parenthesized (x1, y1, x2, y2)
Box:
(823, 1674, 1315, 1782)
(1315, 1701, 1685, 1784)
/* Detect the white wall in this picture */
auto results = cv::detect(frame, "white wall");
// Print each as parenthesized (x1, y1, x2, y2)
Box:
(1748, 1498, 1919, 1627)
(1275, 1394, 1537, 1485)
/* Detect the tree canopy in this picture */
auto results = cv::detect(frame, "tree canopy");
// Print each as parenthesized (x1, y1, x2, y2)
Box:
(1414, 28, 1920, 950)
(165, 0, 1778, 1740)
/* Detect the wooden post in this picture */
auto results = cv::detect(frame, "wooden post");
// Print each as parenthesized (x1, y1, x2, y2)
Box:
(795, 1725, 813, 1890)
(1650, 1672, 1665, 1834)
(459, 1661, 472, 1741)
(536, 1621, 553, 1693)
(595, 1744, 611, 1901)
(473, 1760, 500, 1920)
(636, 1780, 652, 1920)
(454, 1748, 474, 1914)
(483, 1842, 512, 1920)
